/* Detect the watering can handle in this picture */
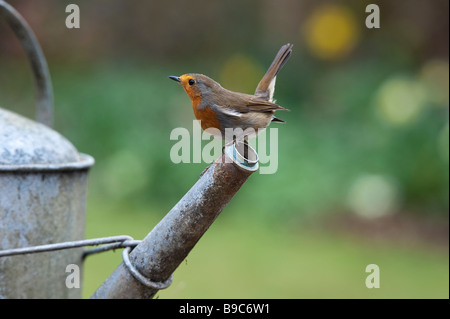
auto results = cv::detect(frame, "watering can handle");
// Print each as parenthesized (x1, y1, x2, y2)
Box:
(0, 0, 53, 127)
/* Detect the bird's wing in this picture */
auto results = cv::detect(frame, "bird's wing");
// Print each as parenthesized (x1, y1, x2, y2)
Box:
(211, 104, 244, 118)
(245, 97, 289, 112)
(211, 97, 288, 118)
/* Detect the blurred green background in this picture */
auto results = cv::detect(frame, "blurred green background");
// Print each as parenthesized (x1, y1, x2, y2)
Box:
(0, 0, 448, 298)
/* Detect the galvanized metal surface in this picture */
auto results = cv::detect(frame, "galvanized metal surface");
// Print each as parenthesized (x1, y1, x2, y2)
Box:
(121, 247, 174, 290)
(0, 170, 89, 299)
(0, 108, 81, 166)
(0, 110, 94, 298)
(0, 2, 94, 299)
(91, 149, 255, 299)
(225, 141, 259, 172)
(0, 235, 139, 258)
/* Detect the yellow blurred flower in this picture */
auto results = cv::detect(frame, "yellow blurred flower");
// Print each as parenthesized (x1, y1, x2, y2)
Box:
(420, 60, 450, 107)
(303, 4, 360, 60)
(220, 54, 264, 93)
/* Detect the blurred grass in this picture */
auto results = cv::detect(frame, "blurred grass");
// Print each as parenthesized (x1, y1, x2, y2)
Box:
(83, 199, 449, 299)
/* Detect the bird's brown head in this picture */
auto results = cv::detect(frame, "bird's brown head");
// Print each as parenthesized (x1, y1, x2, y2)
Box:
(169, 73, 221, 102)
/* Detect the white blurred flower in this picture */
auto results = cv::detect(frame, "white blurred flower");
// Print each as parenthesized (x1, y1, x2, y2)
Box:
(375, 77, 428, 126)
(347, 174, 401, 218)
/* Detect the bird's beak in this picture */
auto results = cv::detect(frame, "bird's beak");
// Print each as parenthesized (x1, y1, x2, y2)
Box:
(169, 76, 181, 83)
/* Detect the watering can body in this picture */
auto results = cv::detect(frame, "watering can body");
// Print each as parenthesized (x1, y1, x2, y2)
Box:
(0, 1, 94, 299)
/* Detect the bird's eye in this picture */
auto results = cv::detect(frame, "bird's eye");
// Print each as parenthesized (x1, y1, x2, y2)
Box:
(189, 79, 195, 86)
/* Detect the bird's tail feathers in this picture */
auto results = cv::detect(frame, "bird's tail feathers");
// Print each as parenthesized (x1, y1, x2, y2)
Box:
(271, 116, 286, 123)
(255, 43, 293, 101)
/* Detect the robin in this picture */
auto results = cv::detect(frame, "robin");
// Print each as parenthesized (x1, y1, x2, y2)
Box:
(169, 43, 292, 144)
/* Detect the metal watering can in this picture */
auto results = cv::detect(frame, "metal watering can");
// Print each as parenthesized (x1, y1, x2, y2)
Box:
(0, 1, 94, 298)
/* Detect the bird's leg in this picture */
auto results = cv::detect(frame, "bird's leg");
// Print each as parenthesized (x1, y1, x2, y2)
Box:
(243, 136, 249, 163)
(222, 137, 236, 153)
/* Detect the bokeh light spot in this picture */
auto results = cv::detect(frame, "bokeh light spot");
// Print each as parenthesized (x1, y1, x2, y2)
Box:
(303, 4, 360, 61)
(419, 59, 450, 107)
(220, 54, 264, 93)
(347, 174, 400, 219)
(375, 76, 427, 126)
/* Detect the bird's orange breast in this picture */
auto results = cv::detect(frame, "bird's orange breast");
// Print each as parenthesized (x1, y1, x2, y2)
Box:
(192, 99, 221, 131)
